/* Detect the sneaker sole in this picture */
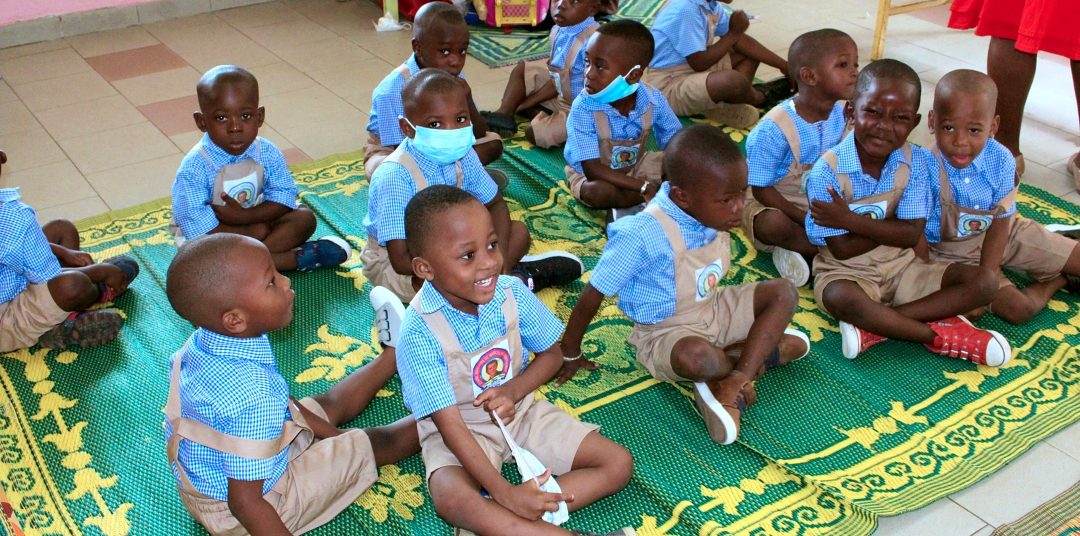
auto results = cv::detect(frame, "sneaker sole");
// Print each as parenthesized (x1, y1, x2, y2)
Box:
(519, 250, 584, 274)
(704, 103, 760, 130)
(693, 382, 738, 445)
(39, 310, 123, 349)
(369, 286, 406, 347)
(783, 328, 810, 361)
(772, 248, 810, 287)
(839, 321, 860, 359)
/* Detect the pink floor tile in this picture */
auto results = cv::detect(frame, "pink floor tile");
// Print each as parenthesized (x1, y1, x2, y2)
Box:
(138, 95, 200, 136)
(85, 44, 190, 82)
(282, 147, 311, 165)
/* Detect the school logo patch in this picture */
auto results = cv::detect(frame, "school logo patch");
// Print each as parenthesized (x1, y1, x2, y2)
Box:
(694, 258, 727, 302)
(849, 200, 888, 220)
(610, 146, 640, 170)
(470, 340, 513, 397)
(223, 172, 260, 208)
(958, 213, 993, 238)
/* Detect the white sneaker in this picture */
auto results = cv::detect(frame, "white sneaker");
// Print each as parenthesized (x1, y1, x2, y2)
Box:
(772, 248, 810, 287)
(369, 286, 406, 347)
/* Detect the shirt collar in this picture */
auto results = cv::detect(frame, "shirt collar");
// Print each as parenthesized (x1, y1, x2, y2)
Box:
(200, 133, 260, 164)
(655, 182, 715, 237)
(835, 131, 911, 176)
(194, 328, 275, 365)
(407, 53, 466, 80)
(0, 188, 20, 203)
(416, 278, 507, 317)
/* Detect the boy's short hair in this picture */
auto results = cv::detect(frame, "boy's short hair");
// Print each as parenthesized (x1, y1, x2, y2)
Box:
(196, 65, 258, 111)
(405, 185, 478, 257)
(596, 19, 655, 67)
(788, 29, 853, 82)
(413, 2, 466, 39)
(402, 68, 466, 116)
(854, 59, 921, 105)
(664, 125, 743, 189)
(167, 233, 248, 327)
(934, 69, 997, 109)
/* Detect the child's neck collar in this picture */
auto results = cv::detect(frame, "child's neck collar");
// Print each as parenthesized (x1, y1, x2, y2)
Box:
(611, 90, 638, 116)
(792, 93, 836, 124)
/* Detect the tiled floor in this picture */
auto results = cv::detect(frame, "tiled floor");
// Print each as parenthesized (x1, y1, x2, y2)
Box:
(0, 0, 1077, 533)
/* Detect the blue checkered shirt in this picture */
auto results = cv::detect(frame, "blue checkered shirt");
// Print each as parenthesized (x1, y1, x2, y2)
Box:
(397, 276, 563, 420)
(650, 0, 732, 69)
(590, 183, 721, 324)
(746, 99, 848, 187)
(366, 54, 469, 148)
(171, 134, 298, 239)
(363, 139, 497, 245)
(924, 138, 1016, 244)
(0, 188, 62, 304)
(165, 329, 292, 502)
(550, 17, 598, 100)
(564, 85, 682, 173)
(804, 132, 931, 246)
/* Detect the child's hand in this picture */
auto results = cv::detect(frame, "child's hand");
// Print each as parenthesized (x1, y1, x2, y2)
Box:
(496, 470, 574, 520)
(555, 358, 598, 386)
(474, 386, 517, 423)
(810, 187, 854, 229)
(211, 193, 248, 224)
(55, 246, 93, 267)
(728, 10, 750, 35)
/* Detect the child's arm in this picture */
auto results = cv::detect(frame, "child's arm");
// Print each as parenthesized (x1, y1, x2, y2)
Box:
(812, 186, 924, 259)
(226, 478, 291, 535)
(685, 11, 749, 72)
(475, 342, 563, 422)
(979, 215, 1012, 271)
(556, 284, 604, 385)
(582, 160, 657, 198)
(516, 80, 559, 112)
(211, 196, 291, 226)
(212, 146, 297, 226)
(754, 186, 809, 224)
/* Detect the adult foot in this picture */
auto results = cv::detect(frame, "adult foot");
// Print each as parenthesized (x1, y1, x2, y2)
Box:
(511, 251, 584, 292)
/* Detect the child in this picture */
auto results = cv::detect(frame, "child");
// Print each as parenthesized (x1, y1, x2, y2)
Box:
(364, 2, 504, 176)
(363, 69, 584, 302)
(644, 0, 792, 129)
(0, 150, 138, 352)
(921, 69, 1080, 324)
(484, 0, 605, 147)
(805, 59, 1011, 366)
(395, 185, 634, 535)
(559, 125, 810, 445)
(171, 65, 351, 272)
(563, 20, 683, 215)
(163, 233, 419, 534)
(743, 29, 858, 287)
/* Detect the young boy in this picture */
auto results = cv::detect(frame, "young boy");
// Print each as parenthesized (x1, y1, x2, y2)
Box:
(163, 233, 419, 534)
(559, 125, 810, 446)
(0, 150, 138, 352)
(363, 69, 583, 302)
(644, 0, 792, 129)
(171, 65, 351, 272)
(364, 2, 504, 176)
(805, 60, 1010, 366)
(484, 0, 605, 147)
(564, 20, 683, 215)
(921, 69, 1080, 324)
(743, 29, 858, 287)
(396, 185, 634, 535)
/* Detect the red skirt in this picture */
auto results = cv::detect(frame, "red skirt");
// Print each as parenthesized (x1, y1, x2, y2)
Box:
(948, 0, 1080, 60)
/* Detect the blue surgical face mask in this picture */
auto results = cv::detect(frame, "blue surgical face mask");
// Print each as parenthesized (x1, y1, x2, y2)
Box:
(583, 65, 642, 104)
(400, 116, 476, 165)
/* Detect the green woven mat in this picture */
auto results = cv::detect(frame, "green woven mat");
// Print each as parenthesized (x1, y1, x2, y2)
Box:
(467, 0, 669, 67)
(993, 481, 1080, 536)
(0, 122, 1077, 536)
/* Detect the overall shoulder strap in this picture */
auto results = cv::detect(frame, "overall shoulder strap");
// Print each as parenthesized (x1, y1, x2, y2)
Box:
(820, 150, 852, 201)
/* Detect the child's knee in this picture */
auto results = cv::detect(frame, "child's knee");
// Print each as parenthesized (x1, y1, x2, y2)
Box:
(821, 281, 861, 320)
(671, 337, 730, 380)
(991, 293, 1038, 325)
(47, 272, 96, 311)
(428, 469, 476, 519)
(606, 442, 634, 486)
(758, 278, 798, 315)
(42, 219, 79, 246)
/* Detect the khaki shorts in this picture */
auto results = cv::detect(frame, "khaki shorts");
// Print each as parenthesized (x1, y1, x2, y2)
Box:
(930, 216, 1074, 287)
(643, 55, 732, 117)
(628, 282, 758, 383)
(813, 247, 950, 317)
(417, 399, 598, 480)
(361, 237, 417, 301)
(523, 60, 569, 148)
(565, 151, 664, 205)
(180, 397, 379, 536)
(741, 199, 781, 252)
(363, 131, 504, 177)
(0, 282, 68, 353)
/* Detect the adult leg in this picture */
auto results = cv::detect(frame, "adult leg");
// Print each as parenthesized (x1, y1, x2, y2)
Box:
(753, 210, 818, 257)
(891, 263, 997, 322)
(1073, 59, 1080, 169)
(428, 467, 573, 535)
(42, 219, 80, 250)
(986, 37, 1036, 157)
(546, 432, 633, 512)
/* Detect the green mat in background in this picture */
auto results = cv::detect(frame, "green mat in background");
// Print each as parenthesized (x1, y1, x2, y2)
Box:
(0, 121, 1077, 536)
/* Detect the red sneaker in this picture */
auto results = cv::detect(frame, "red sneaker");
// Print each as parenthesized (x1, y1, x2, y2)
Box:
(925, 316, 1011, 367)
(840, 321, 888, 359)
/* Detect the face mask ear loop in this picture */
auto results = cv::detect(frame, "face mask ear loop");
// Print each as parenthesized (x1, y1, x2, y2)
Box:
(626, 65, 642, 79)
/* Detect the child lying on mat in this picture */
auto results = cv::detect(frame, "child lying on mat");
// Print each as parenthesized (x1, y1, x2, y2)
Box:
(919, 69, 1080, 324)
(395, 185, 634, 536)
(0, 149, 139, 352)
(559, 125, 810, 446)
(163, 233, 419, 534)
(170, 64, 351, 273)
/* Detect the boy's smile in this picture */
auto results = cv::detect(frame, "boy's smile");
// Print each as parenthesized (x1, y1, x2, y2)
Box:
(929, 92, 998, 169)
(414, 25, 470, 76)
(194, 82, 264, 156)
(848, 77, 921, 166)
(415, 200, 503, 315)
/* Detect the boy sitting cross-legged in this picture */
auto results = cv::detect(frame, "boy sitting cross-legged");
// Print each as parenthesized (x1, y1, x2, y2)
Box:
(805, 59, 1010, 366)
(396, 185, 635, 535)
(559, 125, 811, 446)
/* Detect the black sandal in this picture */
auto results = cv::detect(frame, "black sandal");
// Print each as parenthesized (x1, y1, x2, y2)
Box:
(480, 111, 518, 137)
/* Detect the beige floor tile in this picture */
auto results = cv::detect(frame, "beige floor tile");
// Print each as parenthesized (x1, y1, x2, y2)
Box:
(1045, 418, 1080, 463)
(306, 56, 393, 112)
(1061, 191, 1080, 207)
(347, 28, 415, 66)
(249, 62, 316, 97)
(176, 37, 282, 74)
(243, 19, 337, 53)
(170, 131, 203, 153)
(1016, 120, 1079, 168)
(138, 95, 201, 136)
(470, 78, 507, 113)
(0, 99, 40, 135)
(0, 81, 16, 103)
(13, 70, 117, 111)
(59, 122, 180, 175)
(1021, 161, 1074, 198)
(969, 525, 994, 536)
(0, 128, 68, 173)
(951, 442, 1080, 527)
(85, 153, 183, 209)
(260, 85, 360, 127)
(0, 161, 97, 209)
(462, 59, 513, 86)
(273, 36, 373, 74)
(112, 66, 201, 106)
(268, 110, 365, 159)
(0, 39, 70, 61)
(255, 123, 295, 150)
(216, 2, 301, 29)
(0, 48, 90, 85)
(35, 94, 147, 140)
(143, 13, 228, 44)
(34, 196, 111, 224)
(874, 498, 987, 536)
(66, 26, 161, 58)
(884, 40, 977, 75)
(286, 0, 381, 30)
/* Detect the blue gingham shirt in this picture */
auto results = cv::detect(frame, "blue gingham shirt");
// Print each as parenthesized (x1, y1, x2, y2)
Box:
(171, 134, 297, 239)
(650, 0, 732, 69)
(165, 329, 291, 502)
(550, 17, 598, 100)
(0, 189, 62, 304)
(397, 276, 563, 419)
(590, 183, 720, 324)
(804, 132, 931, 246)
(364, 139, 497, 245)
(366, 54, 468, 147)
(746, 99, 848, 187)
(924, 138, 1016, 243)
(564, 85, 682, 173)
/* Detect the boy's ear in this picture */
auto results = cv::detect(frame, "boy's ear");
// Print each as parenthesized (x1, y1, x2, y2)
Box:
(798, 66, 815, 86)
(912, 112, 922, 130)
(256, 106, 266, 127)
(625, 65, 644, 84)
(399, 117, 416, 139)
(412, 256, 435, 282)
(988, 114, 1000, 138)
(667, 183, 692, 210)
(220, 308, 247, 336)
(411, 38, 421, 55)
(927, 109, 935, 133)
(193, 111, 208, 133)
(843, 100, 854, 123)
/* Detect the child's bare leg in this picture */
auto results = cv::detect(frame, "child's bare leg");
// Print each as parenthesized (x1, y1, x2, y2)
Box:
(42, 219, 80, 250)
(732, 35, 789, 75)
(428, 467, 572, 535)
(671, 336, 734, 381)
(753, 211, 818, 257)
(475, 139, 505, 166)
(733, 280, 799, 376)
(367, 416, 421, 466)
(263, 207, 317, 271)
(547, 432, 633, 512)
(822, 280, 936, 344)
(991, 278, 1065, 324)
(728, 51, 761, 84)
(506, 221, 531, 268)
(705, 70, 764, 106)
(986, 37, 1036, 156)
(891, 263, 996, 322)
(579, 180, 644, 209)
(46, 271, 100, 311)
(497, 61, 528, 116)
(312, 348, 399, 426)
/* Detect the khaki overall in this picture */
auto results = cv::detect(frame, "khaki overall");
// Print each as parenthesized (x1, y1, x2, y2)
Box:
(170, 140, 266, 246)
(643, 0, 733, 116)
(927, 149, 1071, 286)
(412, 290, 597, 480)
(524, 24, 599, 148)
(361, 145, 464, 301)
(565, 104, 664, 204)
(741, 105, 813, 251)
(0, 281, 69, 354)
(164, 349, 377, 535)
(628, 204, 758, 382)
(812, 145, 949, 315)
